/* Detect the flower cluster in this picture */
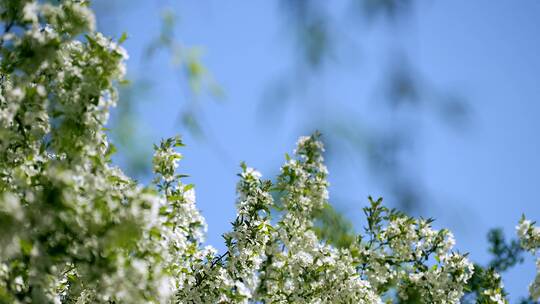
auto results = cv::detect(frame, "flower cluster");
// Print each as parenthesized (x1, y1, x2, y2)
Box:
(351, 198, 476, 303)
(517, 218, 540, 300)
(0, 1, 178, 302)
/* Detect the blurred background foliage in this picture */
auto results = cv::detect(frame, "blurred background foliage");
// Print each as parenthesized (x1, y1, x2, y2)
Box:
(94, 0, 468, 216)
(93, 0, 470, 250)
(94, 1, 223, 179)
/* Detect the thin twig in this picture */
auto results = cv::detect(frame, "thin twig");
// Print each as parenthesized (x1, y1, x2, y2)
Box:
(0, 20, 14, 48)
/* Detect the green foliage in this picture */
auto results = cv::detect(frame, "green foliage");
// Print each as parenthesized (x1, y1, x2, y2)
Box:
(487, 228, 524, 272)
(313, 203, 356, 248)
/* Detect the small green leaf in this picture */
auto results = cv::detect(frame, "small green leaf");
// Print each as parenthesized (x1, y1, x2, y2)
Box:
(119, 32, 129, 44)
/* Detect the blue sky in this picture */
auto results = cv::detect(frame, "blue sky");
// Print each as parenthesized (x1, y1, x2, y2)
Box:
(96, 1, 540, 300)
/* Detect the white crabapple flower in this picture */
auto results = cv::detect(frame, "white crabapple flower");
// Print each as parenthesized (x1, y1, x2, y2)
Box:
(22, 2, 39, 23)
(483, 288, 506, 304)
(242, 166, 262, 180)
(184, 187, 196, 204)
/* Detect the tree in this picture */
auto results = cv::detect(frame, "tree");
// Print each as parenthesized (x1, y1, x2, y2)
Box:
(0, 1, 539, 303)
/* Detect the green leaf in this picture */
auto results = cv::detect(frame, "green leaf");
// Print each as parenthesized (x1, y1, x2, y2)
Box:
(119, 32, 129, 44)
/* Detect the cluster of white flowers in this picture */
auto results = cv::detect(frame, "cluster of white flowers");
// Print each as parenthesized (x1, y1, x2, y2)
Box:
(0, 1, 536, 303)
(517, 218, 540, 300)
(252, 135, 379, 303)
(0, 1, 181, 302)
(350, 198, 477, 304)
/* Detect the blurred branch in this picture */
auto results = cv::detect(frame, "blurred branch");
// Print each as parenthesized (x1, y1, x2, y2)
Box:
(262, 0, 471, 216)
